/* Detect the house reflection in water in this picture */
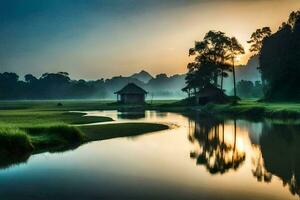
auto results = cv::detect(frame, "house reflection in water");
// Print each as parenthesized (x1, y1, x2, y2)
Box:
(117, 108, 146, 119)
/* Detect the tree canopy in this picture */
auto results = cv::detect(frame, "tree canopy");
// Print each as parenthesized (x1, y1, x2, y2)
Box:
(258, 10, 300, 101)
(184, 31, 244, 100)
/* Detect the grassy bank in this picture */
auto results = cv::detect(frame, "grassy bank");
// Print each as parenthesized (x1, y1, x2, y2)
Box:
(0, 108, 114, 155)
(199, 100, 300, 119)
(0, 102, 170, 165)
(0, 122, 169, 169)
(0, 126, 84, 154)
(1, 99, 299, 160)
(1, 99, 299, 119)
(0, 110, 113, 127)
(80, 123, 169, 141)
(0, 122, 169, 155)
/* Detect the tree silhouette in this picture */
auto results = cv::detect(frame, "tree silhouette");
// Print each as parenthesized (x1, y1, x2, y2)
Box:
(189, 117, 245, 174)
(259, 10, 300, 101)
(228, 37, 245, 99)
(247, 27, 271, 90)
(247, 27, 272, 54)
(251, 149, 272, 183)
(203, 31, 232, 89)
(259, 123, 300, 196)
(185, 31, 232, 96)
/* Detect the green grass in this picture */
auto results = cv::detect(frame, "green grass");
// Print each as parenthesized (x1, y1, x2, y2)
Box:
(0, 110, 113, 127)
(1, 98, 299, 164)
(0, 122, 170, 169)
(0, 100, 171, 166)
(0, 128, 33, 153)
(0, 99, 178, 111)
(200, 100, 300, 118)
(80, 122, 169, 141)
(25, 125, 85, 150)
(0, 125, 84, 153)
(0, 122, 169, 157)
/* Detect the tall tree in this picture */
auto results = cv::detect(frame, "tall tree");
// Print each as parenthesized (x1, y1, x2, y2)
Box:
(185, 31, 231, 95)
(229, 37, 245, 99)
(247, 27, 272, 53)
(247, 27, 271, 87)
(204, 31, 231, 88)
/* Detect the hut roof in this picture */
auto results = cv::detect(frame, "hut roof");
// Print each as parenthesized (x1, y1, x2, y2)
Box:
(115, 83, 148, 95)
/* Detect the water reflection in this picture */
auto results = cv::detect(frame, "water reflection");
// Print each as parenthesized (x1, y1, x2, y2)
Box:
(0, 143, 81, 169)
(188, 117, 245, 174)
(187, 114, 300, 197)
(0, 152, 30, 170)
(117, 108, 146, 119)
(260, 123, 300, 196)
(0, 111, 300, 199)
(251, 146, 272, 183)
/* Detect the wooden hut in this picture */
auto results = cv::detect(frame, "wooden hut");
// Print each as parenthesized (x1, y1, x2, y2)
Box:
(195, 84, 228, 105)
(115, 83, 148, 104)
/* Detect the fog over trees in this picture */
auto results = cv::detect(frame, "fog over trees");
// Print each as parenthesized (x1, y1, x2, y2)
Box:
(0, 71, 186, 100)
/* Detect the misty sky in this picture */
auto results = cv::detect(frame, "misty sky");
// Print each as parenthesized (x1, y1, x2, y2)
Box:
(1, 0, 299, 79)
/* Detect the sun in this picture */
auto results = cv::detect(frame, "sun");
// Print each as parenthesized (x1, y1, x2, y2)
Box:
(235, 55, 242, 62)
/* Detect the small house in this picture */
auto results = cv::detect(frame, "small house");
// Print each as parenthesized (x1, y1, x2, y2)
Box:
(195, 84, 228, 105)
(115, 83, 147, 104)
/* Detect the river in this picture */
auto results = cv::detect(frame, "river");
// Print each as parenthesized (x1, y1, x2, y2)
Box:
(0, 110, 299, 200)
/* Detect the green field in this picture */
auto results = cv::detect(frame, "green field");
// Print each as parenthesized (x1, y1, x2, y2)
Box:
(0, 100, 171, 158)
(0, 99, 177, 111)
(201, 100, 300, 118)
(1, 99, 299, 159)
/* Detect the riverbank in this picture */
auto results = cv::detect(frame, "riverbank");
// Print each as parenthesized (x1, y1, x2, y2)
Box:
(197, 100, 300, 119)
(0, 122, 169, 169)
(0, 122, 169, 154)
(1, 99, 300, 119)
(1, 99, 299, 157)
(0, 107, 169, 159)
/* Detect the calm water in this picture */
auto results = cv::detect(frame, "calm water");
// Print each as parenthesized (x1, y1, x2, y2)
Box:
(1, 111, 300, 200)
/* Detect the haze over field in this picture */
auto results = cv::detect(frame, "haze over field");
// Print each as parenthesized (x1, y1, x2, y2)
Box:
(1, 0, 300, 79)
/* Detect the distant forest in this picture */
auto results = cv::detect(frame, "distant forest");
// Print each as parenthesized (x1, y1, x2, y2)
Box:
(0, 60, 262, 100)
(0, 71, 186, 100)
(0, 56, 263, 100)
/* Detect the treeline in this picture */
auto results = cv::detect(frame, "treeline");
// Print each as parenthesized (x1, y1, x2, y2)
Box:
(0, 72, 107, 99)
(0, 72, 186, 100)
(236, 80, 263, 98)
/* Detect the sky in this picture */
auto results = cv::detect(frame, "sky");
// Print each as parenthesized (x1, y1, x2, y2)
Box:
(0, 0, 300, 79)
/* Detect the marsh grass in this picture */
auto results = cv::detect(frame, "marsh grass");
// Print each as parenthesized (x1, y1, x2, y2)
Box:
(25, 125, 85, 149)
(0, 128, 33, 153)
(0, 125, 85, 169)
(0, 125, 84, 154)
